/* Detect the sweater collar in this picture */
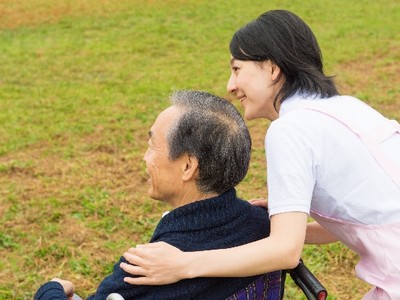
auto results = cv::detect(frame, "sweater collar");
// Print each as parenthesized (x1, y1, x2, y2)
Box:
(151, 188, 245, 239)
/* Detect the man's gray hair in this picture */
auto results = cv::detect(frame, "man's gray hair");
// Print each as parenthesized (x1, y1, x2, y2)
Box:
(167, 90, 251, 194)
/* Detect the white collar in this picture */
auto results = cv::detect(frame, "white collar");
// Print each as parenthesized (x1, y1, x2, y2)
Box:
(279, 93, 322, 117)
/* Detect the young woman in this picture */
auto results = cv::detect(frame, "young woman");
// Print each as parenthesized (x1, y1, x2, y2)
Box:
(120, 10, 400, 299)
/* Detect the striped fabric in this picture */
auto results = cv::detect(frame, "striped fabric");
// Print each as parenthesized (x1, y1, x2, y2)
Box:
(226, 270, 283, 300)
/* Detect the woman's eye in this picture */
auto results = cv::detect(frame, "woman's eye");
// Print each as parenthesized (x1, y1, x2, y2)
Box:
(232, 66, 239, 73)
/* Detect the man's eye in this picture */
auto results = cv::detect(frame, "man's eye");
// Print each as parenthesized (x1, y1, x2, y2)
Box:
(232, 66, 239, 73)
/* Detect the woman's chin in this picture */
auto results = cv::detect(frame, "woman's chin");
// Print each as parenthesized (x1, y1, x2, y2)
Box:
(244, 111, 256, 121)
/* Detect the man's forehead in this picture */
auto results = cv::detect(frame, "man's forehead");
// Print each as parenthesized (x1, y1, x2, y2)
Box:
(149, 106, 181, 138)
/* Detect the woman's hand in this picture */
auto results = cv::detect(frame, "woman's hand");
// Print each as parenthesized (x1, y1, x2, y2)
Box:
(120, 242, 188, 285)
(249, 198, 268, 208)
(51, 278, 75, 299)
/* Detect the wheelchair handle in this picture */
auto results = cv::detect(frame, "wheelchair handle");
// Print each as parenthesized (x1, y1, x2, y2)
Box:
(288, 259, 328, 300)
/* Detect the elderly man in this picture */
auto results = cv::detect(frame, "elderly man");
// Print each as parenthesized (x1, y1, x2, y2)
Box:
(34, 90, 282, 300)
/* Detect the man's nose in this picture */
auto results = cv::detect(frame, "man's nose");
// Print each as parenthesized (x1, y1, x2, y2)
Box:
(143, 148, 149, 162)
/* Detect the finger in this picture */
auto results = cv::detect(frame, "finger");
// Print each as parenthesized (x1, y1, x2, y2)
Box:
(123, 251, 145, 265)
(51, 277, 62, 281)
(120, 262, 147, 276)
(126, 244, 153, 256)
(249, 199, 267, 206)
(136, 241, 166, 249)
(249, 198, 266, 202)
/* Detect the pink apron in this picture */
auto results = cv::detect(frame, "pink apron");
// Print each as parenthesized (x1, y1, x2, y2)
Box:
(299, 98, 400, 299)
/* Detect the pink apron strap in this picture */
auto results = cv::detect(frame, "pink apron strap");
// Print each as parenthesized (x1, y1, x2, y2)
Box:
(297, 103, 400, 189)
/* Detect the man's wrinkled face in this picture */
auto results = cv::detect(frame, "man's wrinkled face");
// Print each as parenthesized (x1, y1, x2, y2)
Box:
(143, 106, 184, 203)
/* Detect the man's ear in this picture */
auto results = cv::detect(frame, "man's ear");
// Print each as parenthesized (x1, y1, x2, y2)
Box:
(182, 155, 199, 182)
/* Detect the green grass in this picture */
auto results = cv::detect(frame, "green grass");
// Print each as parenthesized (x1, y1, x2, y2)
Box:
(0, 0, 399, 299)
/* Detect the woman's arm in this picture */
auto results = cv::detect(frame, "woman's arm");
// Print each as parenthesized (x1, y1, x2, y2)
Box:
(305, 221, 338, 244)
(120, 211, 308, 285)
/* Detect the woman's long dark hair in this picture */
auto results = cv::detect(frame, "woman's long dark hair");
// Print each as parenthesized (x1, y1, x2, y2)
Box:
(230, 10, 339, 110)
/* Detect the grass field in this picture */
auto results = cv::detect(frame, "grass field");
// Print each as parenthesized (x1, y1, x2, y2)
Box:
(0, 0, 399, 299)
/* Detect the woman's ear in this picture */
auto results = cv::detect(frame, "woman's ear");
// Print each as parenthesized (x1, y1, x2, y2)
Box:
(182, 155, 199, 182)
(270, 62, 281, 81)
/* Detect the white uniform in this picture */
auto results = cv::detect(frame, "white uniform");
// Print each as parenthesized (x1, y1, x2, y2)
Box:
(266, 94, 400, 299)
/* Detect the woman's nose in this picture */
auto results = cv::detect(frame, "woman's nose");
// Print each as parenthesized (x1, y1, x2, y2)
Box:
(226, 74, 237, 94)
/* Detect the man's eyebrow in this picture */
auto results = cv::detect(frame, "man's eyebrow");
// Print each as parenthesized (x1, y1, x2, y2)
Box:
(230, 57, 237, 65)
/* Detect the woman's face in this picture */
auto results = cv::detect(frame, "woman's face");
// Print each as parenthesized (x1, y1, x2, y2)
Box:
(227, 57, 280, 121)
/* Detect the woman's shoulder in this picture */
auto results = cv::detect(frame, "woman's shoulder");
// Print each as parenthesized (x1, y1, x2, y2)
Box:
(272, 95, 366, 130)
